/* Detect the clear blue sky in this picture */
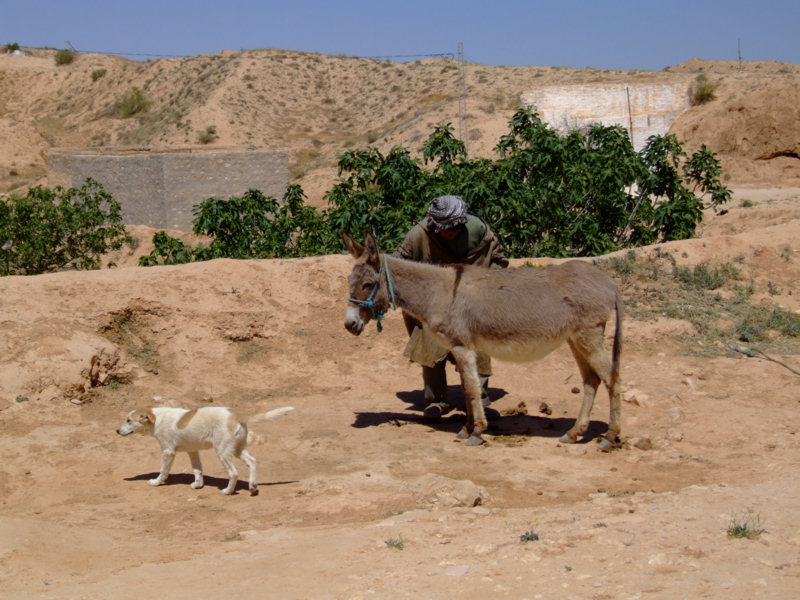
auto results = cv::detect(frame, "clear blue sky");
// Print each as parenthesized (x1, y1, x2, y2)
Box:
(2, 0, 798, 70)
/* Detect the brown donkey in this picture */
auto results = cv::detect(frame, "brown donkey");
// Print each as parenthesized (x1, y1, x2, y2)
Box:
(342, 232, 623, 448)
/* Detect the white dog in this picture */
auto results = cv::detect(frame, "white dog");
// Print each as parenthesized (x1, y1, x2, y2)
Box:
(116, 405, 293, 495)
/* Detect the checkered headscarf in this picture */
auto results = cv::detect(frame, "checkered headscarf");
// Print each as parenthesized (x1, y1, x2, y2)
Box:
(427, 195, 467, 231)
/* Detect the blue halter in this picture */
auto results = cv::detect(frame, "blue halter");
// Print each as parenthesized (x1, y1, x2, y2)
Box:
(348, 254, 397, 332)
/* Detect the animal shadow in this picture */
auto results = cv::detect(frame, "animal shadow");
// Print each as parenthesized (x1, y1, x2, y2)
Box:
(351, 385, 609, 442)
(124, 472, 297, 493)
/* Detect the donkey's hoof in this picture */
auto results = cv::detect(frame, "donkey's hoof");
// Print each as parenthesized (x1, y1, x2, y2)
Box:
(558, 433, 577, 444)
(456, 426, 470, 440)
(597, 437, 619, 452)
(465, 434, 486, 446)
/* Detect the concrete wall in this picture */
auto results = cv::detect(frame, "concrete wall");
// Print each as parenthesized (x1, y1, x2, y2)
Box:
(521, 82, 689, 151)
(48, 147, 288, 231)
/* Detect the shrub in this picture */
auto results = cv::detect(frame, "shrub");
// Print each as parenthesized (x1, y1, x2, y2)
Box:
(197, 125, 218, 144)
(0, 179, 129, 276)
(5, 42, 20, 53)
(690, 73, 719, 105)
(54, 48, 76, 66)
(91, 68, 107, 82)
(113, 88, 150, 118)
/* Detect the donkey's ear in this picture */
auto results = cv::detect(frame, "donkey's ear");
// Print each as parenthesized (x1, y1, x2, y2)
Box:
(364, 232, 381, 262)
(342, 232, 364, 258)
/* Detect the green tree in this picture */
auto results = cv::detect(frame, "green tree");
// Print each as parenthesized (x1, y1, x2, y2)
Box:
(139, 107, 730, 265)
(0, 179, 129, 275)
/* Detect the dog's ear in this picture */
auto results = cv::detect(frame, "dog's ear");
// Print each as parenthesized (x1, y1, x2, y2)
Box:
(138, 410, 155, 425)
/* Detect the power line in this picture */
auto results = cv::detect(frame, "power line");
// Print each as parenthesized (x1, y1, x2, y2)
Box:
(457, 42, 468, 154)
(73, 48, 457, 61)
(75, 49, 189, 58)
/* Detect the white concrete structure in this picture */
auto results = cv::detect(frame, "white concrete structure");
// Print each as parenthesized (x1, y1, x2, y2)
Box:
(521, 82, 689, 151)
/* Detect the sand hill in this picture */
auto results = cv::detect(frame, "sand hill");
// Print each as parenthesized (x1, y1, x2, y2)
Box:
(2, 48, 799, 205)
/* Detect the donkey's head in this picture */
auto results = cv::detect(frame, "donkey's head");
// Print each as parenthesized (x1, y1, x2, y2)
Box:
(342, 231, 390, 335)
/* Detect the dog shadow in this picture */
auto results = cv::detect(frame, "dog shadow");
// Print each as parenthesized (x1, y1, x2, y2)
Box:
(124, 473, 298, 493)
(351, 385, 609, 443)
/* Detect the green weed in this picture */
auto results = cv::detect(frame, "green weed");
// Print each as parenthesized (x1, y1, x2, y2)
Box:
(727, 514, 764, 539)
(385, 534, 404, 550)
(519, 530, 540, 542)
(113, 88, 150, 118)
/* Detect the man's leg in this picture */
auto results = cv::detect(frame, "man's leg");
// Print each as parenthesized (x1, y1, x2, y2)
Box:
(422, 359, 452, 419)
(477, 353, 493, 406)
(477, 353, 499, 420)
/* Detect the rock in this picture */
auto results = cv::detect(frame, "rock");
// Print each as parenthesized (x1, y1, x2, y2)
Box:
(405, 474, 490, 508)
(624, 388, 652, 407)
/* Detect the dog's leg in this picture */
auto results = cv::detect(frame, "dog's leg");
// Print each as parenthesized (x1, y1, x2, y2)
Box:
(149, 449, 176, 486)
(216, 450, 239, 495)
(238, 448, 258, 496)
(188, 451, 204, 489)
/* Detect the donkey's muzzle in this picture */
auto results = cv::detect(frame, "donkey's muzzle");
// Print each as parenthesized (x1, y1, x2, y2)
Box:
(344, 305, 364, 335)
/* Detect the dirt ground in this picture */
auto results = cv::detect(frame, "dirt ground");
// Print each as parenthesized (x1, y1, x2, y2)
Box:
(0, 186, 798, 599)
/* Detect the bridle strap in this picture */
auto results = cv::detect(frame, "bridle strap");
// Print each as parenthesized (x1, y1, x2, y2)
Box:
(348, 254, 396, 332)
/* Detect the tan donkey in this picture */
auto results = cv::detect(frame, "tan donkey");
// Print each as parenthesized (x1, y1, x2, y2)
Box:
(342, 231, 623, 448)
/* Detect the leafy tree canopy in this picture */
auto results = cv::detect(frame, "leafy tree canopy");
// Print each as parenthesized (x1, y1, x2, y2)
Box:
(1, 178, 129, 276)
(140, 107, 730, 265)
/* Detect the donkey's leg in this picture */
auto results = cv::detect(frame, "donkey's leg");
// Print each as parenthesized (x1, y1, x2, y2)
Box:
(565, 326, 621, 449)
(451, 346, 487, 446)
(581, 333, 621, 448)
(599, 357, 622, 449)
(560, 339, 602, 444)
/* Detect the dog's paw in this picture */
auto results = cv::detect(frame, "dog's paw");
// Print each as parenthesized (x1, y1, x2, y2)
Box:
(190, 480, 204, 489)
(147, 478, 163, 487)
(220, 488, 234, 495)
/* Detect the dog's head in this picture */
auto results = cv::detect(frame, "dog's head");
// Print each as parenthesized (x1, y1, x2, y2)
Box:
(116, 408, 156, 436)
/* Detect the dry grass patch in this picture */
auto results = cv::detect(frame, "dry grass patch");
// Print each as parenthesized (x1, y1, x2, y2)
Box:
(597, 249, 800, 357)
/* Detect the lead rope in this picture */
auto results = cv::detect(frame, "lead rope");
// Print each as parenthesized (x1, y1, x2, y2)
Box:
(374, 254, 397, 332)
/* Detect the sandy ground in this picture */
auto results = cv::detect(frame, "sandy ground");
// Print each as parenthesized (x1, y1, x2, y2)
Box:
(0, 187, 798, 599)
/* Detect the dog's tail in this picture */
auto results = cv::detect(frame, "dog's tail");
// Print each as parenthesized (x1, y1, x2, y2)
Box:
(248, 406, 294, 423)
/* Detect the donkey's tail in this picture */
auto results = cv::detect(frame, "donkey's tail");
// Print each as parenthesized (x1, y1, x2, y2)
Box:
(609, 291, 624, 390)
(248, 406, 295, 423)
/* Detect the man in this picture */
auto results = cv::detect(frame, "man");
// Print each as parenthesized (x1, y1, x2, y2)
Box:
(394, 195, 508, 419)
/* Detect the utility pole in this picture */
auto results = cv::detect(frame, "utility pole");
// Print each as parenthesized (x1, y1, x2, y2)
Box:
(626, 86, 634, 149)
(457, 42, 468, 155)
(738, 39, 743, 71)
